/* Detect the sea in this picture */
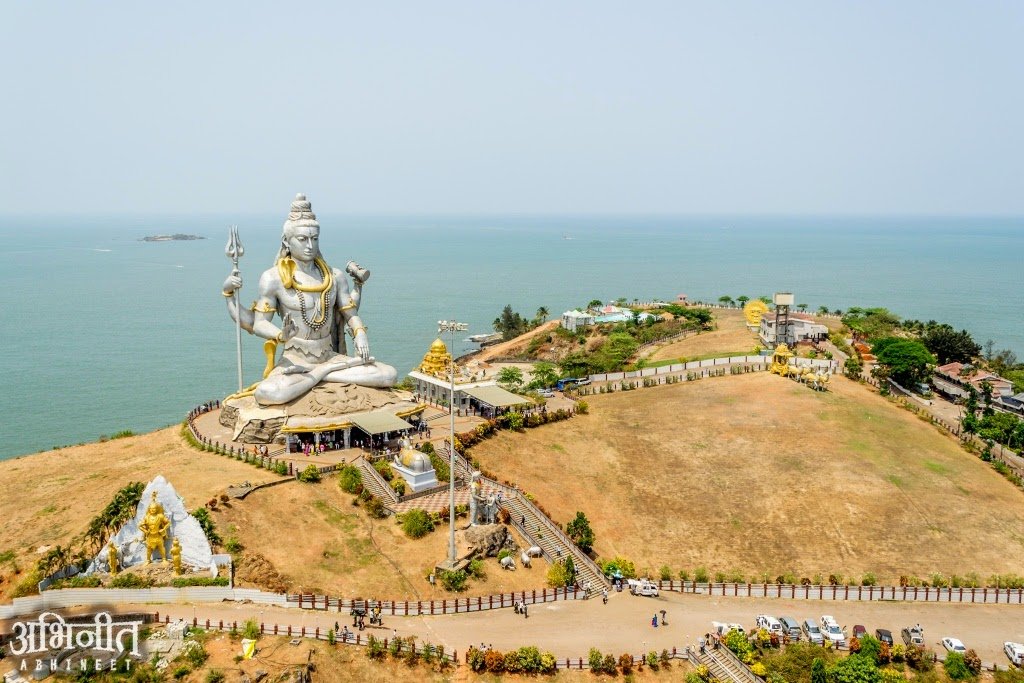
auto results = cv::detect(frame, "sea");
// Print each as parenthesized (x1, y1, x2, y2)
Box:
(1, 214, 1021, 461)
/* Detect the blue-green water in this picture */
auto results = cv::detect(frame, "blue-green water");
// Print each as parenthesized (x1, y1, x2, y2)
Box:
(1, 214, 1021, 460)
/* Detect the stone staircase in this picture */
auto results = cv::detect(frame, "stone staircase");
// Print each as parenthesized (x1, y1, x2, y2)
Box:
(356, 456, 398, 505)
(687, 645, 759, 683)
(437, 444, 609, 592)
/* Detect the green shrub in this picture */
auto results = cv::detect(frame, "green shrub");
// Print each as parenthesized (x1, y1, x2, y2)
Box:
(547, 559, 572, 588)
(390, 477, 406, 496)
(242, 618, 260, 640)
(110, 573, 155, 589)
(365, 496, 388, 519)
(50, 575, 103, 589)
(172, 665, 190, 679)
(497, 548, 513, 561)
(467, 558, 486, 579)
(274, 461, 288, 475)
(588, 648, 603, 671)
(373, 460, 394, 481)
(190, 507, 221, 545)
(205, 669, 224, 683)
(566, 511, 595, 553)
(170, 576, 230, 588)
(338, 465, 362, 493)
(861, 572, 877, 586)
(297, 464, 321, 483)
(466, 646, 485, 672)
(694, 566, 709, 583)
(943, 651, 970, 680)
(224, 536, 243, 553)
(400, 509, 434, 539)
(439, 569, 467, 592)
(367, 635, 386, 659)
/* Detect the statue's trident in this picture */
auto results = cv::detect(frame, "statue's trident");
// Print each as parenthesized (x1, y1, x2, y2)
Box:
(225, 226, 245, 392)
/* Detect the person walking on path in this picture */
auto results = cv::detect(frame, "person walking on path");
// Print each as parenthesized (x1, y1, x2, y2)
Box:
(651, 615, 658, 628)
(523, 603, 529, 619)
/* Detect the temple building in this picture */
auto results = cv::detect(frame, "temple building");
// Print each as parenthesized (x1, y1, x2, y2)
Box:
(407, 339, 532, 418)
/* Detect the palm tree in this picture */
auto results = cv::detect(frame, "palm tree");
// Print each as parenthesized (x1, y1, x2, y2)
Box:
(817, 306, 829, 315)
(535, 306, 549, 324)
(737, 295, 750, 309)
(718, 296, 734, 308)
(797, 303, 808, 312)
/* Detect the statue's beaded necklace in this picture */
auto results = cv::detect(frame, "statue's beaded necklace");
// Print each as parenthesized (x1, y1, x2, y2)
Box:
(277, 256, 334, 331)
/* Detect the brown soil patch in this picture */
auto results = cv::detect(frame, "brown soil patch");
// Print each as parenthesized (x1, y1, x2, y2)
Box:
(215, 481, 552, 599)
(471, 373, 1024, 583)
(474, 320, 561, 362)
(235, 551, 289, 593)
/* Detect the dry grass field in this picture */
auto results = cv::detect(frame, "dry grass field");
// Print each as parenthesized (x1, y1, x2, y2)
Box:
(0, 427, 264, 599)
(214, 480, 545, 599)
(471, 373, 1024, 584)
(0, 427, 539, 601)
(646, 309, 758, 362)
(646, 309, 842, 363)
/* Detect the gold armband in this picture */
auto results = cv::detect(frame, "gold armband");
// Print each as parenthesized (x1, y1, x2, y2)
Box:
(251, 300, 277, 313)
(222, 290, 235, 298)
(349, 325, 367, 337)
(276, 331, 286, 343)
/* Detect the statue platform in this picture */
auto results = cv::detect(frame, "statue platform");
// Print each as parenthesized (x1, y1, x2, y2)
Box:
(220, 382, 426, 444)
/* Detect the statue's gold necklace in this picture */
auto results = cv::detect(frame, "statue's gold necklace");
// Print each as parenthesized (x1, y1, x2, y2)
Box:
(277, 256, 333, 330)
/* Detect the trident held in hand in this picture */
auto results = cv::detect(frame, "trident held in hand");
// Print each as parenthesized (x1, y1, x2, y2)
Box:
(225, 226, 245, 392)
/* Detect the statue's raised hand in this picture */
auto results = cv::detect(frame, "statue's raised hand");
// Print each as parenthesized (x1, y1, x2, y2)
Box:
(354, 329, 370, 360)
(222, 271, 243, 297)
(280, 313, 299, 343)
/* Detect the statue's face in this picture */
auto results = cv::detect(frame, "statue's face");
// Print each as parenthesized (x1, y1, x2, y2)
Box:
(284, 226, 320, 263)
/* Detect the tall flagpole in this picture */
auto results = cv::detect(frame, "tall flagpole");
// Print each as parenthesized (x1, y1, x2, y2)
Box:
(225, 226, 245, 392)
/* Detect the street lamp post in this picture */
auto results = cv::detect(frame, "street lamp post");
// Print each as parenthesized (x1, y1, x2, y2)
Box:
(438, 319, 468, 567)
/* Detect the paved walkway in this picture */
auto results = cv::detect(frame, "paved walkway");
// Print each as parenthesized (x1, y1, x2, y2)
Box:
(42, 590, 1024, 666)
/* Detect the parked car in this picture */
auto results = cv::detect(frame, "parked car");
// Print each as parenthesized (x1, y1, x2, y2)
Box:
(628, 578, 659, 597)
(876, 629, 895, 647)
(942, 637, 967, 654)
(901, 627, 924, 646)
(778, 616, 802, 641)
(852, 625, 867, 640)
(536, 388, 555, 398)
(712, 621, 745, 636)
(819, 615, 845, 646)
(801, 619, 824, 645)
(756, 615, 784, 636)
(1004, 642, 1024, 666)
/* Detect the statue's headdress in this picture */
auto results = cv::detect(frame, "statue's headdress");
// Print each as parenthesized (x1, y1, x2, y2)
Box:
(278, 193, 320, 258)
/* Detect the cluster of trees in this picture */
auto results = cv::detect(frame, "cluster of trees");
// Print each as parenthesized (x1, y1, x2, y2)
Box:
(493, 304, 549, 341)
(871, 337, 936, 387)
(961, 386, 1024, 450)
(843, 308, 902, 340)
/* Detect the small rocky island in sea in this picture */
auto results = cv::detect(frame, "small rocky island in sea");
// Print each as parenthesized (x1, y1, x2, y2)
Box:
(140, 233, 205, 242)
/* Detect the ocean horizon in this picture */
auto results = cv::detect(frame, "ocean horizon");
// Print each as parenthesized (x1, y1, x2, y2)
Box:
(1, 213, 1021, 461)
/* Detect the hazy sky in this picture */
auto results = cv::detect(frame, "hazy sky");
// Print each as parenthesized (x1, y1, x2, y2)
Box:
(2, 2, 1021, 215)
